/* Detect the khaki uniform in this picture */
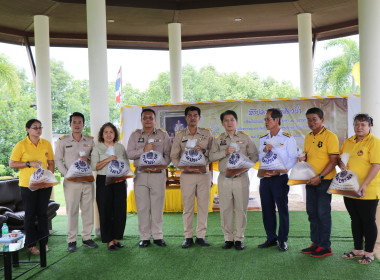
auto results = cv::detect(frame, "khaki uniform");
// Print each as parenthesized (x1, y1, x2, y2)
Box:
(209, 131, 258, 242)
(127, 128, 172, 240)
(170, 127, 213, 238)
(54, 134, 95, 243)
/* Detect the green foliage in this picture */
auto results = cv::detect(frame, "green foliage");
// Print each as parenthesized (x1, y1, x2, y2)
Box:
(121, 64, 299, 105)
(0, 54, 35, 167)
(0, 164, 15, 176)
(315, 38, 360, 95)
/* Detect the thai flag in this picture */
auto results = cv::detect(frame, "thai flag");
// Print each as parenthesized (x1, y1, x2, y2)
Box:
(115, 67, 122, 103)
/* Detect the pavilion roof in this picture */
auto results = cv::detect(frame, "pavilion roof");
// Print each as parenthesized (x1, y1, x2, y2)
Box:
(0, 0, 358, 50)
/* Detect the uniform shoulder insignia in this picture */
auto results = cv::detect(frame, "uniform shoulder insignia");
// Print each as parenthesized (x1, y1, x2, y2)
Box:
(260, 133, 269, 139)
(177, 129, 184, 134)
(215, 133, 222, 139)
(159, 128, 167, 133)
(240, 131, 248, 136)
(87, 135, 94, 139)
(59, 135, 67, 140)
(282, 132, 292, 138)
(132, 129, 138, 133)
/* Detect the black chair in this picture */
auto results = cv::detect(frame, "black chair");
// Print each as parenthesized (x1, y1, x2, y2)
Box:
(0, 179, 60, 230)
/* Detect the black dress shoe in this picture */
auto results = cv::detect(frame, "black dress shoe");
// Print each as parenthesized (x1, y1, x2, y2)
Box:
(139, 240, 151, 248)
(258, 239, 277, 248)
(182, 238, 194, 248)
(222, 241, 234, 249)
(153, 239, 167, 247)
(114, 242, 124, 248)
(195, 238, 210, 247)
(108, 245, 116, 251)
(278, 241, 288, 251)
(234, 241, 245, 250)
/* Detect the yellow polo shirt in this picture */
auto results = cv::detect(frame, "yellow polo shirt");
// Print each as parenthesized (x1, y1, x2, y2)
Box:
(10, 137, 54, 187)
(340, 133, 380, 199)
(304, 127, 339, 180)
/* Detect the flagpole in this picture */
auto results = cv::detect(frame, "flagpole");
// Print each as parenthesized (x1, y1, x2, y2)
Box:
(120, 66, 122, 106)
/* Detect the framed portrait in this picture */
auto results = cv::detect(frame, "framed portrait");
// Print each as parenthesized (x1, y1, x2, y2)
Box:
(159, 110, 187, 142)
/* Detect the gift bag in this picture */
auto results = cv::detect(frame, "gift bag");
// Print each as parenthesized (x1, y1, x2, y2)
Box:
(327, 153, 361, 198)
(66, 151, 95, 182)
(178, 139, 207, 173)
(328, 170, 361, 198)
(29, 168, 59, 191)
(106, 159, 134, 185)
(257, 137, 287, 177)
(138, 139, 167, 171)
(225, 152, 254, 178)
(287, 161, 317, 185)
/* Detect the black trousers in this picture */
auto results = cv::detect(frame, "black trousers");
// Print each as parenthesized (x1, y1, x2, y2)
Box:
(259, 174, 290, 242)
(96, 175, 127, 243)
(343, 197, 379, 252)
(20, 187, 52, 248)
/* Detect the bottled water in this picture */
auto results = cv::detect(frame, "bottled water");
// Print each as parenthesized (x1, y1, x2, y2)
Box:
(2, 223, 9, 252)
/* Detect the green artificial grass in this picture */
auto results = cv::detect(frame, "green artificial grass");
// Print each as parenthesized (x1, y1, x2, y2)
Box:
(2, 212, 379, 280)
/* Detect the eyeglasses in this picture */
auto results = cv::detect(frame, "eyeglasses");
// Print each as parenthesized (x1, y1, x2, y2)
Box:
(30, 127, 43, 130)
(263, 118, 274, 122)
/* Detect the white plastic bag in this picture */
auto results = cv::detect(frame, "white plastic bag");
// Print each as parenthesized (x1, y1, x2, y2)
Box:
(66, 151, 95, 182)
(288, 161, 317, 185)
(225, 152, 254, 178)
(327, 153, 361, 198)
(106, 159, 134, 185)
(29, 168, 58, 191)
(259, 150, 287, 170)
(138, 139, 167, 171)
(178, 139, 207, 173)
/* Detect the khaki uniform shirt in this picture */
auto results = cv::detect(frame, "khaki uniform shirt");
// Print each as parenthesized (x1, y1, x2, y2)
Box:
(170, 127, 213, 167)
(209, 130, 259, 173)
(126, 128, 172, 166)
(54, 134, 94, 176)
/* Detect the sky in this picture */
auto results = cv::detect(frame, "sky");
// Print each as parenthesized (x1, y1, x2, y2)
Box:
(0, 35, 358, 91)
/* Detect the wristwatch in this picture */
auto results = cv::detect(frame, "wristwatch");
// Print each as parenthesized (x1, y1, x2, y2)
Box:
(26, 161, 31, 168)
(319, 174, 324, 180)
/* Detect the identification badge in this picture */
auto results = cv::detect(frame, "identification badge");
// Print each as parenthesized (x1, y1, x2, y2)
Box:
(138, 137, 144, 143)
(155, 137, 161, 142)
(236, 141, 244, 144)
(83, 144, 91, 147)
(220, 140, 227, 146)
(66, 145, 72, 148)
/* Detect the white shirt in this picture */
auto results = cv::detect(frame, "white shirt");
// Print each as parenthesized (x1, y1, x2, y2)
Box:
(259, 128, 298, 172)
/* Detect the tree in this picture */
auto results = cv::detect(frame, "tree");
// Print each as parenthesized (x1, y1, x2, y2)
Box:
(0, 67, 35, 167)
(0, 53, 20, 93)
(315, 38, 360, 95)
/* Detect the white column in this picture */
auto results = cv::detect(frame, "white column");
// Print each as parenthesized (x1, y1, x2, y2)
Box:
(34, 15, 52, 143)
(168, 23, 183, 103)
(358, 0, 380, 259)
(298, 13, 314, 98)
(86, 0, 109, 237)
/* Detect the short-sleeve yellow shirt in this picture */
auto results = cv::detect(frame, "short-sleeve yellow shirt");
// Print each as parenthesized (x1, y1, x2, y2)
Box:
(304, 127, 339, 180)
(340, 133, 380, 199)
(10, 137, 54, 187)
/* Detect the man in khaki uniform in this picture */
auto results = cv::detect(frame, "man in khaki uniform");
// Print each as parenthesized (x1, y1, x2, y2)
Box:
(209, 110, 258, 250)
(54, 112, 98, 252)
(127, 108, 172, 248)
(170, 106, 213, 248)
